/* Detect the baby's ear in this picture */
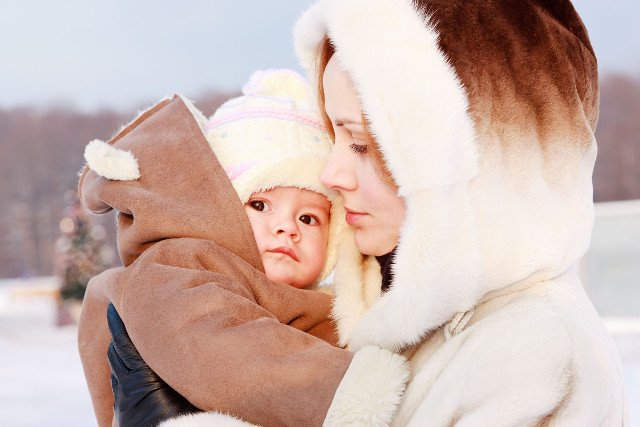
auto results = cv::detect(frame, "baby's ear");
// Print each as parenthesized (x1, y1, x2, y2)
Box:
(84, 139, 140, 181)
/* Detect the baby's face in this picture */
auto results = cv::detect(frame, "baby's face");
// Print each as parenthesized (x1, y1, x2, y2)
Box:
(244, 187, 331, 289)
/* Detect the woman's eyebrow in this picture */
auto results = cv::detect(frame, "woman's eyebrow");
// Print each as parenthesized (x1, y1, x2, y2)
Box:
(334, 118, 363, 127)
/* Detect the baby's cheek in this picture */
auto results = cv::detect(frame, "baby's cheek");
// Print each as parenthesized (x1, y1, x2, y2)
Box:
(261, 259, 282, 284)
(309, 240, 328, 273)
(245, 214, 268, 251)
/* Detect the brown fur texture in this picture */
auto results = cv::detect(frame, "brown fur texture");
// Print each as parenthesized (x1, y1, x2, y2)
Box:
(422, 0, 599, 149)
(77, 96, 352, 426)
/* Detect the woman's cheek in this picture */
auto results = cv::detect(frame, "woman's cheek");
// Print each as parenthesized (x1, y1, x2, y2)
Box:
(357, 160, 379, 197)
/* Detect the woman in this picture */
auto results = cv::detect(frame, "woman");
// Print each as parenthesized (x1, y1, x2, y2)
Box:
(296, 0, 627, 424)
(103, 0, 627, 425)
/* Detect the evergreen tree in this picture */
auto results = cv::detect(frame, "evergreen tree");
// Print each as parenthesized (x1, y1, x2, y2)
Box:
(55, 190, 114, 301)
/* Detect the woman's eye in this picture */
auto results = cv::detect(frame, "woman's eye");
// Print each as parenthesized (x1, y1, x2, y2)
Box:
(299, 214, 319, 225)
(249, 200, 269, 212)
(349, 142, 369, 155)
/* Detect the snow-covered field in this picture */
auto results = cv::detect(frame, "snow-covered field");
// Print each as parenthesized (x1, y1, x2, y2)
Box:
(1, 277, 638, 426)
(0, 277, 95, 426)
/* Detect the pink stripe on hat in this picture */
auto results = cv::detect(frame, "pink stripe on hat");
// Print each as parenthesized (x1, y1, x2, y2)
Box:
(225, 161, 257, 181)
(205, 109, 327, 132)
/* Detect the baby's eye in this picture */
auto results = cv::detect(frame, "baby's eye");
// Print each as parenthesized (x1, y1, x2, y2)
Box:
(299, 214, 319, 225)
(249, 200, 270, 212)
(349, 142, 369, 155)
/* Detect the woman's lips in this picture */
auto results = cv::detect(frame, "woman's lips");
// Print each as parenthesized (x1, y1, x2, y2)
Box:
(345, 208, 367, 226)
(269, 246, 299, 262)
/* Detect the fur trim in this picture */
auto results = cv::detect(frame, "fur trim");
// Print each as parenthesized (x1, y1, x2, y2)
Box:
(293, 1, 326, 75)
(176, 93, 209, 129)
(295, 0, 478, 193)
(113, 93, 207, 138)
(331, 227, 380, 347)
(351, 185, 484, 351)
(294, 0, 596, 353)
(324, 345, 409, 426)
(320, 197, 347, 286)
(232, 157, 334, 204)
(295, 1, 624, 423)
(296, 0, 482, 351)
(83, 139, 140, 181)
(159, 412, 258, 427)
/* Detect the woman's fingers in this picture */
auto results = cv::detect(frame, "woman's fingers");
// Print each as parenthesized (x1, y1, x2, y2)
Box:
(107, 303, 144, 372)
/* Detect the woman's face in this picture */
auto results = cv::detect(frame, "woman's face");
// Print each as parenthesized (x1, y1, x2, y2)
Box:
(321, 56, 405, 256)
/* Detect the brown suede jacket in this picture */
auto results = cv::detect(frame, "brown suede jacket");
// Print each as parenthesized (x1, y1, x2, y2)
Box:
(76, 96, 353, 427)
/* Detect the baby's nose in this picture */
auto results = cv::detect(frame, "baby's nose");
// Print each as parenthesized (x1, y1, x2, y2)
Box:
(273, 218, 300, 241)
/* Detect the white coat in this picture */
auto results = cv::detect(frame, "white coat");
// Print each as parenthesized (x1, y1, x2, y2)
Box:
(294, 0, 629, 425)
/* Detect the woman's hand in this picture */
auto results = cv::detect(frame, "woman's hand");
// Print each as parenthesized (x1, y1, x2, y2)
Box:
(107, 304, 200, 427)
(78, 275, 116, 427)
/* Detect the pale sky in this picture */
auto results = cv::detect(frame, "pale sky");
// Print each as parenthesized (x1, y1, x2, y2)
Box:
(0, 0, 638, 112)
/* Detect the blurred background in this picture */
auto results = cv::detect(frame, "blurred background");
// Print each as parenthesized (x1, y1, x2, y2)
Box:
(0, 0, 638, 425)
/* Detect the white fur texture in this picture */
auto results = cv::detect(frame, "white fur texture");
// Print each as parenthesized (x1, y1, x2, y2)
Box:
(294, 0, 598, 354)
(113, 93, 207, 138)
(324, 345, 410, 426)
(392, 272, 628, 425)
(295, 0, 626, 423)
(83, 139, 140, 181)
(160, 412, 258, 427)
(295, 0, 478, 193)
(177, 93, 209, 129)
(295, 0, 482, 351)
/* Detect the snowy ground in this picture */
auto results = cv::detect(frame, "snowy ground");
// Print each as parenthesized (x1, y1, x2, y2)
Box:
(1, 277, 638, 426)
(0, 277, 95, 426)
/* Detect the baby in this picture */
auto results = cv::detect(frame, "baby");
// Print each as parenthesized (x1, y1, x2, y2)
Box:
(204, 68, 342, 289)
(78, 69, 347, 427)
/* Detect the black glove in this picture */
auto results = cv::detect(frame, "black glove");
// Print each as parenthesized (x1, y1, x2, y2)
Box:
(107, 303, 200, 427)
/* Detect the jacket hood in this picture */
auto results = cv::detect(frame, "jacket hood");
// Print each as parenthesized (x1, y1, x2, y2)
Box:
(295, 0, 598, 350)
(78, 95, 264, 272)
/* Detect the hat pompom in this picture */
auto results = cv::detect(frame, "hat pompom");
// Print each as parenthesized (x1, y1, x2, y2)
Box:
(242, 69, 312, 109)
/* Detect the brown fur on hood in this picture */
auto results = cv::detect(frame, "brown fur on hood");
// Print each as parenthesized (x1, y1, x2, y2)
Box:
(431, 0, 599, 147)
(77, 96, 352, 426)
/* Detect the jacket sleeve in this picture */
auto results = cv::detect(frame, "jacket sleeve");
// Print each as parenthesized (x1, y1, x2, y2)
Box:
(77, 268, 123, 427)
(99, 238, 408, 427)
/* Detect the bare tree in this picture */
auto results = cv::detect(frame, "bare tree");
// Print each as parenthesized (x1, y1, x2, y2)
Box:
(1, 78, 637, 279)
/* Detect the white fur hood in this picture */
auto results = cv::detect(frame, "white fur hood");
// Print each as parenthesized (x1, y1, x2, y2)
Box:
(294, 0, 600, 351)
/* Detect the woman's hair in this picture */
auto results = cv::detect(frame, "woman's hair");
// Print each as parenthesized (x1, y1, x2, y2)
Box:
(315, 37, 397, 189)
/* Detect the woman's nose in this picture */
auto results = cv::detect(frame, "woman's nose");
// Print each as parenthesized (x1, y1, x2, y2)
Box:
(320, 147, 357, 192)
(272, 217, 300, 242)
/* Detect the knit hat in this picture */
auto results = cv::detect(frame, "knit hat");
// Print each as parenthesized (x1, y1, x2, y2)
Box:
(204, 69, 344, 286)
(204, 69, 336, 203)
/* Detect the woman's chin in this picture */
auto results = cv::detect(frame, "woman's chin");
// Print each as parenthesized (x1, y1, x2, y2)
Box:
(354, 229, 396, 257)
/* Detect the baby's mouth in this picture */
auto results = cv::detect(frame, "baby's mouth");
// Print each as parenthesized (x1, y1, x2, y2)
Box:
(268, 246, 300, 262)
